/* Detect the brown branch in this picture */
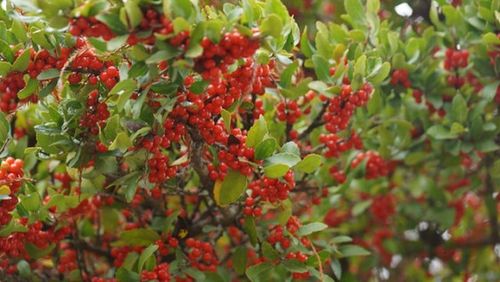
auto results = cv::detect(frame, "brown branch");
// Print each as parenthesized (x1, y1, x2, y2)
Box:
(298, 101, 328, 140)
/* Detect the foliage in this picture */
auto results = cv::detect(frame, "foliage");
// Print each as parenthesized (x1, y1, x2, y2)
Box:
(0, 0, 499, 281)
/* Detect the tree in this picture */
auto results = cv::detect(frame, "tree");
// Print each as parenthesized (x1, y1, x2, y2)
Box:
(0, 0, 498, 281)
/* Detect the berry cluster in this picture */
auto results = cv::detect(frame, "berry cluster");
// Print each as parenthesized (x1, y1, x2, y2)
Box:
(79, 90, 110, 135)
(140, 263, 170, 282)
(28, 49, 68, 78)
(444, 48, 469, 88)
(247, 171, 295, 205)
(372, 229, 393, 265)
(70, 48, 118, 89)
(370, 194, 396, 224)
(320, 130, 363, 158)
(57, 248, 78, 273)
(208, 129, 255, 180)
(156, 237, 179, 256)
(185, 238, 218, 271)
(69, 17, 114, 40)
(323, 208, 350, 227)
(128, 8, 174, 45)
(267, 217, 308, 251)
(351, 151, 389, 179)
(0, 158, 24, 226)
(0, 72, 25, 112)
(390, 69, 411, 88)
(277, 100, 302, 124)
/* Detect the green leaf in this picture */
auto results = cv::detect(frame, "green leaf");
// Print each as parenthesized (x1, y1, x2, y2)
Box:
(297, 222, 328, 236)
(0, 61, 11, 76)
(427, 125, 457, 140)
(246, 262, 273, 282)
(125, 0, 143, 28)
(338, 245, 370, 257)
(37, 68, 60, 80)
(300, 27, 314, 58)
(17, 78, 39, 99)
(481, 81, 500, 102)
(109, 132, 133, 152)
(266, 153, 301, 167)
(352, 200, 372, 216)
(190, 80, 209, 94)
(279, 61, 299, 88)
(21, 193, 41, 211)
(450, 94, 467, 123)
(138, 244, 158, 272)
(262, 242, 280, 260)
(116, 268, 140, 282)
(281, 141, 300, 155)
(96, 13, 127, 34)
(367, 62, 390, 84)
(214, 170, 247, 205)
(12, 49, 31, 72)
(146, 49, 181, 64)
(11, 20, 27, 43)
(283, 259, 308, 272)
(294, 154, 322, 173)
(255, 138, 277, 160)
(16, 260, 31, 278)
(243, 216, 258, 246)
(115, 228, 161, 247)
(0, 112, 10, 149)
(331, 235, 353, 244)
(344, 0, 365, 27)
(263, 163, 289, 178)
(232, 246, 248, 275)
(246, 116, 268, 148)
(312, 55, 330, 82)
(260, 14, 283, 37)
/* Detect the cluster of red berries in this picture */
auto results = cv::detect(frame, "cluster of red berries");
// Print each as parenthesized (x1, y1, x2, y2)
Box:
(251, 63, 275, 95)
(128, 8, 174, 46)
(0, 72, 26, 112)
(372, 229, 393, 265)
(0, 157, 24, 226)
(323, 83, 371, 135)
(57, 248, 78, 273)
(140, 263, 170, 282)
(444, 48, 469, 88)
(248, 171, 295, 204)
(111, 246, 143, 267)
(27, 49, 68, 78)
(79, 90, 110, 135)
(351, 151, 389, 179)
(277, 100, 302, 124)
(323, 208, 350, 227)
(208, 129, 255, 180)
(54, 172, 73, 189)
(320, 130, 363, 158)
(444, 48, 469, 70)
(146, 150, 177, 184)
(0, 220, 70, 260)
(370, 194, 396, 224)
(156, 237, 179, 256)
(69, 17, 114, 40)
(412, 89, 423, 104)
(390, 69, 411, 88)
(185, 238, 218, 272)
(70, 48, 118, 89)
(285, 251, 310, 279)
(267, 217, 308, 250)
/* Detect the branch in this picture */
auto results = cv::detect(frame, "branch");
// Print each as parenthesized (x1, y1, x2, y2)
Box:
(298, 101, 328, 140)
